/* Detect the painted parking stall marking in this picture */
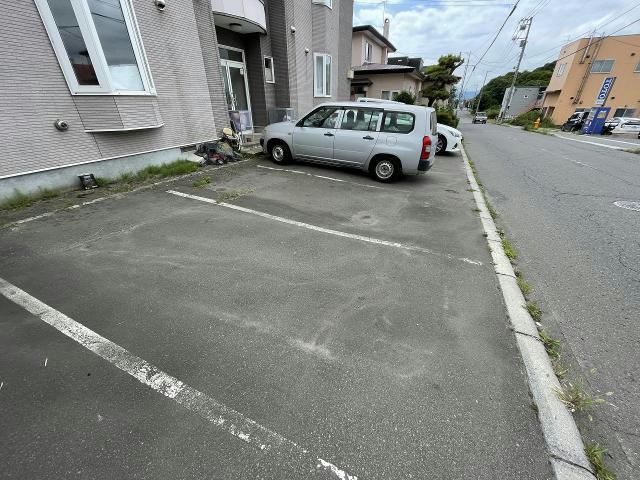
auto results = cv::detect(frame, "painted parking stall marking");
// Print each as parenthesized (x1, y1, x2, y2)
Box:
(614, 200, 640, 212)
(256, 165, 410, 192)
(167, 190, 483, 266)
(0, 276, 357, 480)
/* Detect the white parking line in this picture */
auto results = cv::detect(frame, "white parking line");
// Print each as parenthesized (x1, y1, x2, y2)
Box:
(256, 165, 410, 192)
(167, 190, 482, 266)
(550, 134, 624, 150)
(0, 276, 357, 480)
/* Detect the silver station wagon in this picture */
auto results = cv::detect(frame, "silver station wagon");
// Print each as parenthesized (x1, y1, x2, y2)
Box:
(262, 101, 438, 182)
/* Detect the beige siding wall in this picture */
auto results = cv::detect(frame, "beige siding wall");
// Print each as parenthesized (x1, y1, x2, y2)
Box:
(351, 31, 388, 66)
(542, 35, 640, 124)
(366, 74, 422, 98)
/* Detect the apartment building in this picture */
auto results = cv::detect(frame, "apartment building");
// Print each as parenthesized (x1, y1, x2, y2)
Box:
(541, 33, 640, 124)
(350, 23, 424, 101)
(0, 0, 353, 200)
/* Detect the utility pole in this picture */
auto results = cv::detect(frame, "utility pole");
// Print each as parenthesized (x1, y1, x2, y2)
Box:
(499, 17, 533, 121)
(475, 70, 490, 112)
(456, 52, 471, 110)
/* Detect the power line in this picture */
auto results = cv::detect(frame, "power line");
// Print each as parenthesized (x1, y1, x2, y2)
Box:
(469, 0, 521, 77)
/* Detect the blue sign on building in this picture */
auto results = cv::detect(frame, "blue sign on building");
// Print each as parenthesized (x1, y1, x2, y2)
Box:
(595, 77, 616, 106)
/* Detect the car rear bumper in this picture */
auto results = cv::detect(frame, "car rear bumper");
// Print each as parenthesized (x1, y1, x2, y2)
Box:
(418, 158, 434, 172)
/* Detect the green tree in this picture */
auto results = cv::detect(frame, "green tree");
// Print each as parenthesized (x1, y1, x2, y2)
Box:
(474, 61, 556, 111)
(393, 90, 416, 105)
(421, 54, 464, 107)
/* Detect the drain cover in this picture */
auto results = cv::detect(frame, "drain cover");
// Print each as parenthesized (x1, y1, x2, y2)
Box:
(614, 201, 640, 212)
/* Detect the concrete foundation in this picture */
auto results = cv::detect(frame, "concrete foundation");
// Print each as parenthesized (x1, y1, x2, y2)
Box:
(0, 147, 199, 202)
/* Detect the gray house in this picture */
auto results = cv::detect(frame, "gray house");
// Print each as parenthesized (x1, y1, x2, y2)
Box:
(0, 0, 353, 200)
(499, 86, 545, 118)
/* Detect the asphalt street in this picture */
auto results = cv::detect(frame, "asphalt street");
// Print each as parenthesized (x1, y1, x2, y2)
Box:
(0, 155, 552, 479)
(461, 117, 640, 479)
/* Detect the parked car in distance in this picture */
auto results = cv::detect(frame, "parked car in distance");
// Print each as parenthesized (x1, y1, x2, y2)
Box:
(472, 112, 487, 124)
(436, 123, 462, 154)
(561, 111, 589, 132)
(603, 117, 640, 135)
(263, 101, 437, 182)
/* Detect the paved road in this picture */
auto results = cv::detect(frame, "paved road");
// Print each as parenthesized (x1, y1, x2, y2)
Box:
(461, 118, 640, 479)
(0, 156, 552, 478)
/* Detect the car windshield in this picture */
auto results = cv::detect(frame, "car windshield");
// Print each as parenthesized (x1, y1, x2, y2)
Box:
(476, 112, 486, 116)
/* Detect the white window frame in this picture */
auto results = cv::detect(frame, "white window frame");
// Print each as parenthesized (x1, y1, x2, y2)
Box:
(312, 0, 332, 8)
(364, 40, 372, 63)
(590, 59, 614, 74)
(314, 53, 332, 98)
(381, 90, 400, 101)
(264, 56, 275, 84)
(34, 0, 155, 95)
(556, 63, 566, 76)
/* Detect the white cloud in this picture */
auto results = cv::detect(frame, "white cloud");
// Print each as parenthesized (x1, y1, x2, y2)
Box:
(353, 0, 640, 93)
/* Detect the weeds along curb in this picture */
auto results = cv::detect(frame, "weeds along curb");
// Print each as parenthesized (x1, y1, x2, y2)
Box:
(1, 158, 253, 230)
(460, 144, 596, 479)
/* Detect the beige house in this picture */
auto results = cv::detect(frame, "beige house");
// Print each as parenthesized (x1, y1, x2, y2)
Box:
(542, 33, 640, 124)
(350, 23, 424, 101)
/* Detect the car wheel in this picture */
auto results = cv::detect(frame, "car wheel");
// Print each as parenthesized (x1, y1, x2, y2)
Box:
(370, 157, 400, 183)
(269, 140, 291, 165)
(436, 134, 447, 155)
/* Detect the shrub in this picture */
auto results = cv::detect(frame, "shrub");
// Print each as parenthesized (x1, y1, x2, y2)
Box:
(486, 107, 500, 119)
(393, 90, 416, 105)
(509, 110, 540, 126)
(435, 108, 460, 128)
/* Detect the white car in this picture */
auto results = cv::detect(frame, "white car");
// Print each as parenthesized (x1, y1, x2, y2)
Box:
(262, 101, 438, 182)
(606, 117, 640, 135)
(436, 124, 462, 154)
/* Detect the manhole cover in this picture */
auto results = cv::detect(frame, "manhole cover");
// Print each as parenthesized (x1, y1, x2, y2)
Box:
(614, 201, 640, 212)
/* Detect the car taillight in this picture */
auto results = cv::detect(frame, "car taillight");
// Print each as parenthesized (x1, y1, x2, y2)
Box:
(421, 136, 432, 160)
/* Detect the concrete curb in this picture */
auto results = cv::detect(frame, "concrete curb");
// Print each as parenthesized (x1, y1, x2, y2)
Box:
(460, 144, 596, 480)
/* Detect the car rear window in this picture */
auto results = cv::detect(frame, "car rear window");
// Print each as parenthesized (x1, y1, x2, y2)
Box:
(381, 111, 415, 134)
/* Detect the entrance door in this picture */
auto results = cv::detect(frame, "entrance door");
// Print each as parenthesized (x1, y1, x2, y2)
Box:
(219, 47, 252, 133)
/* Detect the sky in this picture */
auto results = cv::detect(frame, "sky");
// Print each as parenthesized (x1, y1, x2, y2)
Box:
(352, 0, 640, 95)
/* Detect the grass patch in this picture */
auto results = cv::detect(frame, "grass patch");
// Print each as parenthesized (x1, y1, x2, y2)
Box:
(526, 301, 542, 322)
(554, 380, 605, 414)
(94, 177, 112, 187)
(515, 271, 531, 296)
(625, 148, 640, 155)
(0, 188, 62, 211)
(539, 329, 560, 359)
(116, 160, 200, 185)
(501, 237, 517, 261)
(486, 202, 498, 219)
(216, 187, 255, 203)
(192, 177, 211, 188)
(552, 357, 568, 380)
(585, 443, 616, 480)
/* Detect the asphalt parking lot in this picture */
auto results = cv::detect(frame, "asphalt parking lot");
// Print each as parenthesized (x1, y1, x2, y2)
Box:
(0, 154, 553, 479)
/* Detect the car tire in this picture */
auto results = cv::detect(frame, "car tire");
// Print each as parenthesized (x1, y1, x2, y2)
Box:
(269, 140, 292, 165)
(370, 156, 400, 183)
(436, 134, 447, 155)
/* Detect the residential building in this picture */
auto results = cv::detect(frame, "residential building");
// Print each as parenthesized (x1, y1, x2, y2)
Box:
(541, 33, 640, 124)
(500, 86, 545, 118)
(0, 0, 353, 200)
(350, 23, 424, 101)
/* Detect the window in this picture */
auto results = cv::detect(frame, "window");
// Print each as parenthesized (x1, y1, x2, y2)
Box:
(381, 90, 400, 101)
(635, 61, 640, 73)
(613, 108, 636, 117)
(590, 59, 615, 73)
(264, 56, 275, 83)
(556, 63, 566, 76)
(312, 0, 332, 7)
(381, 111, 415, 134)
(300, 106, 341, 128)
(314, 54, 332, 97)
(34, 0, 153, 94)
(339, 108, 382, 131)
(364, 41, 372, 63)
